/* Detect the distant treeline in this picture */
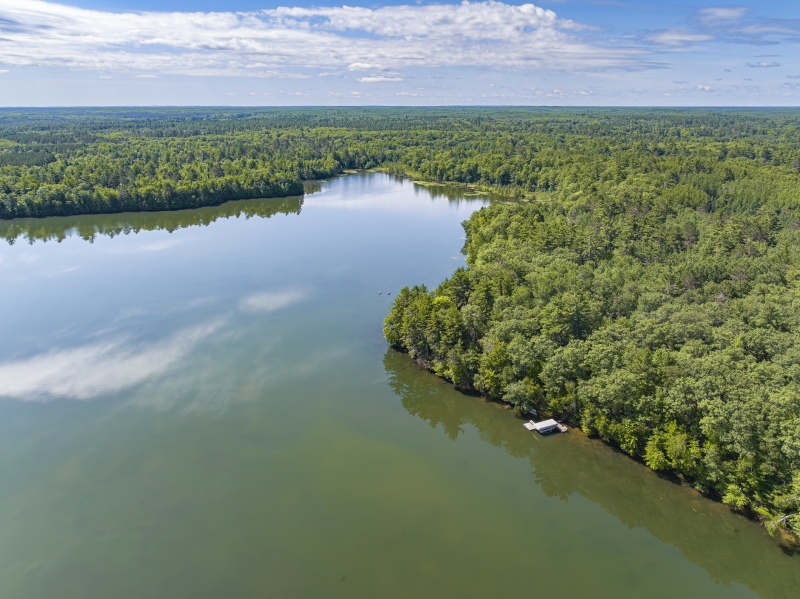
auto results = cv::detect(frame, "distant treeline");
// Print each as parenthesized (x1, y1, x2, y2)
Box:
(2, 108, 799, 218)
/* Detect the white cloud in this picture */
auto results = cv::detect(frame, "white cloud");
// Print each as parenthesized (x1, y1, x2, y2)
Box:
(737, 24, 800, 37)
(747, 61, 779, 68)
(0, 0, 648, 76)
(646, 30, 714, 46)
(0, 319, 224, 401)
(348, 63, 383, 71)
(357, 76, 403, 83)
(0, 69, 8, 73)
(698, 7, 748, 24)
(239, 290, 305, 313)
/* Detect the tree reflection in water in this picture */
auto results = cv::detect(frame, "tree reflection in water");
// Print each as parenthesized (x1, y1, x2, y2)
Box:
(0, 195, 303, 245)
(383, 347, 800, 599)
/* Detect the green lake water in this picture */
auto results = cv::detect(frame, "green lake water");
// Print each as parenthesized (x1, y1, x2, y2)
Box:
(0, 173, 797, 598)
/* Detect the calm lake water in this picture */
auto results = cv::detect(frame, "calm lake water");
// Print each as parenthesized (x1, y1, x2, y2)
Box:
(0, 173, 797, 598)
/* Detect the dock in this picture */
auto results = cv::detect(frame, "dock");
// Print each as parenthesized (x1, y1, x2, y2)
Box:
(523, 419, 567, 434)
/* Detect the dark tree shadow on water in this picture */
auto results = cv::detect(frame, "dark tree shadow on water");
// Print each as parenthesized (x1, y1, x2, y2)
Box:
(0, 196, 303, 245)
(383, 347, 800, 599)
(384, 349, 466, 442)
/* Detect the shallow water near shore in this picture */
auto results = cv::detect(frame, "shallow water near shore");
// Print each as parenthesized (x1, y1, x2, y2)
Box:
(0, 173, 797, 598)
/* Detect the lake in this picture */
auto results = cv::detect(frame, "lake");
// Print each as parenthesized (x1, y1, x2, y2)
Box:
(0, 173, 797, 598)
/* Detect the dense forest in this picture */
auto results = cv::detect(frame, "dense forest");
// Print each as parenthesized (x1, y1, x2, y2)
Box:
(377, 108, 800, 543)
(3, 107, 800, 541)
(2, 107, 799, 217)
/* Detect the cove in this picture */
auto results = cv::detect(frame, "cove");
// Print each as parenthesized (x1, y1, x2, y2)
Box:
(0, 173, 797, 599)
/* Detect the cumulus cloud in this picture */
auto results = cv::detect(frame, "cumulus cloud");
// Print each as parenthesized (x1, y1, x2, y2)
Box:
(239, 290, 305, 313)
(0, 319, 225, 401)
(0, 0, 648, 75)
(348, 63, 384, 71)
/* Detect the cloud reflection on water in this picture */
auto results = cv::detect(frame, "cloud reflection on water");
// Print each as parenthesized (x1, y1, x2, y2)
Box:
(0, 319, 226, 401)
(0, 284, 309, 402)
(109, 238, 184, 253)
(240, 290, 306, 313)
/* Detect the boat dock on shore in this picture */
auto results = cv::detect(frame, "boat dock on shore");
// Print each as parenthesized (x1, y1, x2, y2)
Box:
(523, 419, 568, 434)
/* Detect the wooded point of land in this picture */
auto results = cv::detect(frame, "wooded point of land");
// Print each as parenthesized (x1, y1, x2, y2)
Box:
(3, 107, 800, 541)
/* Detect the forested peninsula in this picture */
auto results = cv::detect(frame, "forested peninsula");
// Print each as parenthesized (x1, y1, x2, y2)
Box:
(378, 108, 800, 542)
(3, 107, 800, 541)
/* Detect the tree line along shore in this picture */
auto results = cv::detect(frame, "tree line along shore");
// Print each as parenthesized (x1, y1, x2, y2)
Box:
(2, 107, 799, 542)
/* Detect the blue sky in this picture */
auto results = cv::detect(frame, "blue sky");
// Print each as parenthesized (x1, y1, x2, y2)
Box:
(0, 0, 799, 106)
